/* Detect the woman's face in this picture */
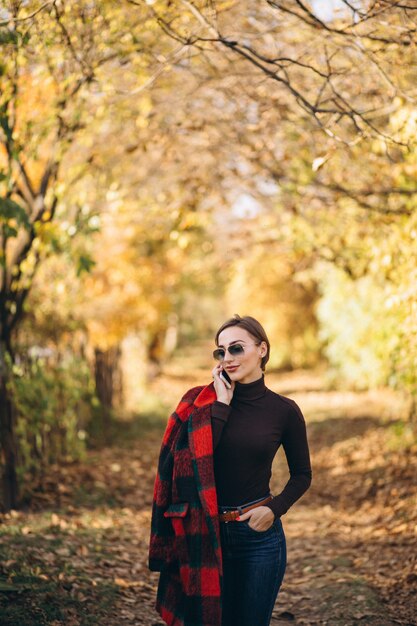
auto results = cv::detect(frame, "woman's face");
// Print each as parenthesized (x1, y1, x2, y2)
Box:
(216, 327, 267, 385)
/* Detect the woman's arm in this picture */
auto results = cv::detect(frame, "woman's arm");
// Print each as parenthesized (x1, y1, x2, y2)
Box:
(265, 400, 312, 519)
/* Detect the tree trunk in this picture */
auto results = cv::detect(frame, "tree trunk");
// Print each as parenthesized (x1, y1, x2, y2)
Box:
(0, 341, 18, 512)
(147, 330, 165, 380)
(94, 345, 122, 417)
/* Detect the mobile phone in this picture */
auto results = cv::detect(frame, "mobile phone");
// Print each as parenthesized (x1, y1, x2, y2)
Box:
(219, 369, 232, 389)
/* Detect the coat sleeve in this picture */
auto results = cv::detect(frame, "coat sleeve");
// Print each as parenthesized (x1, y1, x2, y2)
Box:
(148, 386, 204, 572)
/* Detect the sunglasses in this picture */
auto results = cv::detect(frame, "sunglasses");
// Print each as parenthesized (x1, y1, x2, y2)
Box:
(212, 342, 261, 361)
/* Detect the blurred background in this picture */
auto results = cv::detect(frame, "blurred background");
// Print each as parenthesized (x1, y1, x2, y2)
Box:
(0, 0, 417, 626)
(0, 2, 416, 623)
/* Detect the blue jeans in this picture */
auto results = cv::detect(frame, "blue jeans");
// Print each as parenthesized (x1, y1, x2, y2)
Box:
(218, 494, 287, 626)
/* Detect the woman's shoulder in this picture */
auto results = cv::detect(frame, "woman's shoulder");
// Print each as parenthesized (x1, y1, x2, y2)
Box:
(180, 384, 207, 404)
(266, 388, 305, 418)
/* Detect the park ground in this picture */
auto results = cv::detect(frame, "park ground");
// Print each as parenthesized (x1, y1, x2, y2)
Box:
(1, 347, 417, 625)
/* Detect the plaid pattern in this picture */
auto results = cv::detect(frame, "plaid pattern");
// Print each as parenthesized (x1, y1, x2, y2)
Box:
(148, 382, 223, 626)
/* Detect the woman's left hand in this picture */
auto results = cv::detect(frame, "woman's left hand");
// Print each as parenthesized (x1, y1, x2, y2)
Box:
(237, 506, 275, 531)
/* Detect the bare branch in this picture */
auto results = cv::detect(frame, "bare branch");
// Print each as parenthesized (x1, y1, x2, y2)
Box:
(132, 1, 414, 145)
(0, 1, 56, 27)
(267, 0, 416, 44)
(52, 2, 93, 79)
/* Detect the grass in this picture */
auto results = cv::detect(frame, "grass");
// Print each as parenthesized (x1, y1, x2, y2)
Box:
(0, 491, 133, 626)
(386, 419, 416, 451)
(0, 521, 120, 626)
(0, 579, 119, 626)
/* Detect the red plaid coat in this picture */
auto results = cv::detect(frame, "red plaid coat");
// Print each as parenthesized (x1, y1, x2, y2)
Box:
(148, 382, 222, 626)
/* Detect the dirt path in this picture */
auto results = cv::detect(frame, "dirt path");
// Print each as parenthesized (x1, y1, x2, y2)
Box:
(266, 371, 417, 626)
(1, 367, 416, 625)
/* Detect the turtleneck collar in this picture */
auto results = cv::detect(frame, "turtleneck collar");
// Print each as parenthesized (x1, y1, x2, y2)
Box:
(233, 374, 267, 400)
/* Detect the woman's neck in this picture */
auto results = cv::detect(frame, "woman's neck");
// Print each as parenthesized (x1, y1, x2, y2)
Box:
(234, 374, 266, 400)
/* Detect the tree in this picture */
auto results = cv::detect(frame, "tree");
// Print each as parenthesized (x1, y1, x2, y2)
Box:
(137, 0, 417, 405)
(0, 0, 154, 510)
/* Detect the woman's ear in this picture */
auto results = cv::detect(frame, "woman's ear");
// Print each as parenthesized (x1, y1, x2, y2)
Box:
(259, 341, 267, 358)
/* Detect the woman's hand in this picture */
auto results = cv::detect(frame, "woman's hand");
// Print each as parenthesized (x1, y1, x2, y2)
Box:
(212, 363, 235, 405)
(237, 506, 275, 531)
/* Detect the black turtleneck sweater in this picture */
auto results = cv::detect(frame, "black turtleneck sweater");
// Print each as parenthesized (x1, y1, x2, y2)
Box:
(211, 375, 312, 519)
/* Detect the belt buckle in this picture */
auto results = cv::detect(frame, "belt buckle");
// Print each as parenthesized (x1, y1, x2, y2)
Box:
(221, 505, 243, 523)
(230, 506, 243, 523)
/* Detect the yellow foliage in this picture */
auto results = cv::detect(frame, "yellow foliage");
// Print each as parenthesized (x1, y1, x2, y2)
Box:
(225, 249, 318, 370)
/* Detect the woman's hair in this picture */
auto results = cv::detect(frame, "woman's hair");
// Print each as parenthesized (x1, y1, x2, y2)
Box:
(214, 314, 270, 372)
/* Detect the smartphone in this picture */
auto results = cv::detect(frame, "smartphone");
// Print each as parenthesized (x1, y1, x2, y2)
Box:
(219, 369, 232, 389)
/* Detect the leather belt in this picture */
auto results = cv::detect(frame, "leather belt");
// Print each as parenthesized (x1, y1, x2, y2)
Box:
(218, 495, 273, 522)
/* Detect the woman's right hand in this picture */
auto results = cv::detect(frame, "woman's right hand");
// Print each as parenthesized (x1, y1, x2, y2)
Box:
(212, 364, 235, 405)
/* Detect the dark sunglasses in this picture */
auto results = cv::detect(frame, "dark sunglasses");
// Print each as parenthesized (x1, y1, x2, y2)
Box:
(212, 342, 260, 361)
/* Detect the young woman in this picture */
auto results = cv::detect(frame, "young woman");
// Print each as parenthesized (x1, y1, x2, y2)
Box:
(149, 315, 312, 626)
(211, 314, 311, 626)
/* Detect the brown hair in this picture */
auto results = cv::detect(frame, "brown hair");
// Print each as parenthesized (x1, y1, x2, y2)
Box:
(214, 314, 270, 371)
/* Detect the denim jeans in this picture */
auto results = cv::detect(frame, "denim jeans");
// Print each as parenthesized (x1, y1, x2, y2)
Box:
(218, 494, 287, 626)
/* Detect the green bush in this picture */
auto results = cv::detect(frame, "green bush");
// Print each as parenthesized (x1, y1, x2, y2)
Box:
(6, 353, 97, 490)
(316, 264, 400, 389)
